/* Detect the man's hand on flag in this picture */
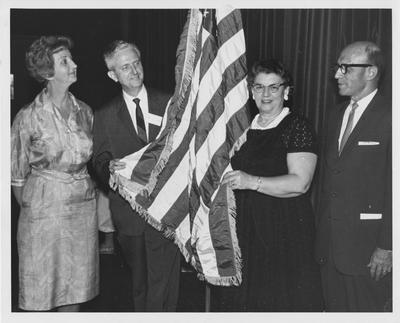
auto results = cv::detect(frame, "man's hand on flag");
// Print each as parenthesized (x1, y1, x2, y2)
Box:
(109, 159, 126, 174)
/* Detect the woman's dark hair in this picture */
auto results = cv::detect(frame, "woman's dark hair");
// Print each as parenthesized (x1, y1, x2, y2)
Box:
(248, 59, 293, 87)
(25, 35, 73, 83)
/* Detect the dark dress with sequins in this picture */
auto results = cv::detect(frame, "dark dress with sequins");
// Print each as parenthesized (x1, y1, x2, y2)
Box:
(218, 112, 323, 312)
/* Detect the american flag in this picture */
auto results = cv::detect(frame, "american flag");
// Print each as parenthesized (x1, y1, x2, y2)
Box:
(110, 7, 250, 286)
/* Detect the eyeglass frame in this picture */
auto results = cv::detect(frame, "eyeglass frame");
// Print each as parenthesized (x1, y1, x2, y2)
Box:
(251, 82, 288, 94)
(333, 63, 373, 75)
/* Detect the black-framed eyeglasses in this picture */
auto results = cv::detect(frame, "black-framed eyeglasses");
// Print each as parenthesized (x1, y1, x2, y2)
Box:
(252, 82, 287, 94)
(332, 63, 373, 75)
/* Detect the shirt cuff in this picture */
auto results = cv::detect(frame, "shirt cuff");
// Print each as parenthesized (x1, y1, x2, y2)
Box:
(11, 178, 26, 187)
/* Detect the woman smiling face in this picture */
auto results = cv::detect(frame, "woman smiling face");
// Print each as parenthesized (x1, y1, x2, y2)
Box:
(252, 72, 289, 118)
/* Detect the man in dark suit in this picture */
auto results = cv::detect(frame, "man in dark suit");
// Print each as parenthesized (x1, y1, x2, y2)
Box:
(315, 41, 392, 311)
(92, 40, 180, 311)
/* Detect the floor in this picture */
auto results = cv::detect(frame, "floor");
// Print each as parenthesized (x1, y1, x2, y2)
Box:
(11, 234, 227, 312)
(81, 246, 210, 312)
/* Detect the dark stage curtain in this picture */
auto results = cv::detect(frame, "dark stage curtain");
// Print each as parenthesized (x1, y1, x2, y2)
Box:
(242, 9, 391, 135)
(11, 9, 391, 131)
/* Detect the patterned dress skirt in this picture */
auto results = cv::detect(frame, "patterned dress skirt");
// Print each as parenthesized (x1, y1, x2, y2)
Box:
(17, 172, 99, 311)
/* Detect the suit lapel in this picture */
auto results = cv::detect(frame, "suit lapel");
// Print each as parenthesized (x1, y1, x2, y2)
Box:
(115, 88, 167, 142)
(338, 93, 384, 157)
(147, 88, 165, 142)
(116, 94, 137, 138)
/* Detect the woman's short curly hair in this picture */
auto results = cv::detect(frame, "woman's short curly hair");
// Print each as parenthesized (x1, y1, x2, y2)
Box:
(248, 59, 293, 87)
(25, 35, 73, 83)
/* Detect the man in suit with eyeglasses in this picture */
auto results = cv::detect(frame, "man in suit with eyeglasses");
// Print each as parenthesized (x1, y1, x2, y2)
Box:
(92, 40, 180, 311)
(315, 41, 392, 311)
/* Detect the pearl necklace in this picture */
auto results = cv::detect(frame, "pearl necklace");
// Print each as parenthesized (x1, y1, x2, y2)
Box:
(257, 111, 282, 127)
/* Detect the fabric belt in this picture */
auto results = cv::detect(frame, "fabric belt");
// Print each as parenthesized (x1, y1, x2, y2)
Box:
(31, 167, 89, 183)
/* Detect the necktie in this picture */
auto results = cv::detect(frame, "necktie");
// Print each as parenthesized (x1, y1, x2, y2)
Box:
(133, 98, 147, 143)
(339, 101, 358, 155)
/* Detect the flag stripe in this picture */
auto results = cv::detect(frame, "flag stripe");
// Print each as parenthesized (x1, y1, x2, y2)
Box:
(146, 97, 198, 210)
(191, 9, 248, 282)
(191, 198, 219, 276)
(123, 9, 202, 195)
(194, 59, 249, 182)
(216, 8, 243, 43)
(193, 54, 249, 208)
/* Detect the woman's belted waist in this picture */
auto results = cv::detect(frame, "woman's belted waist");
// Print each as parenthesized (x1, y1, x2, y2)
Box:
(31, 167, 89, 183)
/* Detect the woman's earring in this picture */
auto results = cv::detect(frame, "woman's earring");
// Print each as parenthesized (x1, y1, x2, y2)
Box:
(284, 93, 288, 101)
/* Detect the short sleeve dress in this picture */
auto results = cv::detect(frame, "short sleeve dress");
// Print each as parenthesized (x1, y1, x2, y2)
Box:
(220, 111, 323, 311)
(11, 89, 99, 311)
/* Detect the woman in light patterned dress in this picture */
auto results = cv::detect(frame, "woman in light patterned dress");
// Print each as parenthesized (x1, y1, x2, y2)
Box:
(11, 36, 99, 311)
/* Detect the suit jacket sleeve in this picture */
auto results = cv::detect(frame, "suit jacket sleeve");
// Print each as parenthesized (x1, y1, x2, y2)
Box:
(378, 125, 392, 250)
(92, 109, 113, 188)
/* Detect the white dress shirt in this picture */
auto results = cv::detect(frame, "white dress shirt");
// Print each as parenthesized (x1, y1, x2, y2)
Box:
(123, 86, 149, 141)
(338, 89, 377, 146)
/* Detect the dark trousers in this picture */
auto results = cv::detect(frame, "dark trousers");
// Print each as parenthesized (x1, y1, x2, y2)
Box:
(118, 225, 181, 312)
(321, 248, 392, 311)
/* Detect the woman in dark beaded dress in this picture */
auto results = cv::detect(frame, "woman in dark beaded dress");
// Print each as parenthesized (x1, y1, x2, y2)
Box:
(220, 59, 323, 311)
